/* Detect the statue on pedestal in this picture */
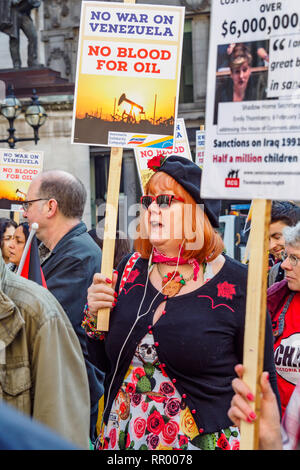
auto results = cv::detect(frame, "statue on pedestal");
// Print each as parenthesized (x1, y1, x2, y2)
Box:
(0, 0, 41, 69)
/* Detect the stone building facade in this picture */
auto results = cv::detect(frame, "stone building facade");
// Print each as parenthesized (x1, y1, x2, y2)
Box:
(0, 0, 212, 230)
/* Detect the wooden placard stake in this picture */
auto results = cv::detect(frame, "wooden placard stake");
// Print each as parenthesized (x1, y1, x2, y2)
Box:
(97, 147, 123, 331)
(96, 0, 136, 331)
(240, 198, 271, 450)
(13, 211, 20, 225)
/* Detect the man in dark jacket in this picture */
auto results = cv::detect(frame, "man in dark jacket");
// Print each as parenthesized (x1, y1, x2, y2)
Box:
(23, 169, 104, 442)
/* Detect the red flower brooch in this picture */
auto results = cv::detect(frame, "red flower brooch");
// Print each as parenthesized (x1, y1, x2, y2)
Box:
(217, 281, 236, 300)
(126, 268, 140, 284)
(147, 154, 166, 172)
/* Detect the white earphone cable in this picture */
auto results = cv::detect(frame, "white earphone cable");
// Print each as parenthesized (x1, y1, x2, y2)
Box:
(99, 240, 185, 430)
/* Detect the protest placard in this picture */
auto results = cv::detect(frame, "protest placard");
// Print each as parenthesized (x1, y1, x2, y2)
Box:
(72, 1, 185, 148)
(201, 0, 300, 201)
(134, 118, 192, 191)
(241, 197, 271, 450)
(195, 126, 205, 168)
(0, 148, 44, 211)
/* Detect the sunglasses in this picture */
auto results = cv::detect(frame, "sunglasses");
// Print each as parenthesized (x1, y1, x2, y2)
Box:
(140, 194, 184, 210)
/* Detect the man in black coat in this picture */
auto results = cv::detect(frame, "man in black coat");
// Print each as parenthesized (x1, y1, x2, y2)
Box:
(23, 169, 104, 442)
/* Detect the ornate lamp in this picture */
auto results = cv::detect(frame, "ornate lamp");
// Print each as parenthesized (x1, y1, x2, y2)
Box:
(25, 90, 48, 144)
(0, 85, 47, 148)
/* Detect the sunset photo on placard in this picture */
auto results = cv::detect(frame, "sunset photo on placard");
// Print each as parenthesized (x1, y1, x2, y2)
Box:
(74, 74, 177, 144)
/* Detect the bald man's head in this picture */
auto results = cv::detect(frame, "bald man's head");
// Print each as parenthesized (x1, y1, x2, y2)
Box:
(35, 170, 87, 219)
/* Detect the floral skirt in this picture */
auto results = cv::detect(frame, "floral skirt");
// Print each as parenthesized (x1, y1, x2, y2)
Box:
(95, 333, 240, 450)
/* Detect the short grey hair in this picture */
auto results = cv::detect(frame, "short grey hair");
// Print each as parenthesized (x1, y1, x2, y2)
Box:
(283, 221, 300, 248)
(37, 170, 87, 219)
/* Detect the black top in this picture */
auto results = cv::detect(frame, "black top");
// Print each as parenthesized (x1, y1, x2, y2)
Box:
(87, 253, 280, 433)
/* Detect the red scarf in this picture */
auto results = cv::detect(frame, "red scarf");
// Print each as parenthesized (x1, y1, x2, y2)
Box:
(152, 247, 200, 281)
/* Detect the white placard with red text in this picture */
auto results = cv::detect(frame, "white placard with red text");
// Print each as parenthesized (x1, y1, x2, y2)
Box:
(134, 118, 191, 191)
(0, 148, 44, 211)
(201, 0, 300, 200)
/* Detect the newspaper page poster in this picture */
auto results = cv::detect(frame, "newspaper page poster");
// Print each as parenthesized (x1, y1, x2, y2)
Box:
(201, 0, 300, 200)
(0, 148, 44, 211)
(195, 130, 205, 168)
(134, 118, 192, 191)
(72, 1, 185, 149)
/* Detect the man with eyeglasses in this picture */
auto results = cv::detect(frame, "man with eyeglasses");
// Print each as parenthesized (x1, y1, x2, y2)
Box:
(268, 201, 300, 287)
(267, 221, 300, 418)
(22, 169, 104, 443)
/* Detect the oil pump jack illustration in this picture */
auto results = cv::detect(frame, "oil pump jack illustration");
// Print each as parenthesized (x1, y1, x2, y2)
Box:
(16, 189, 26, 200)
(118, 93, 146, 123)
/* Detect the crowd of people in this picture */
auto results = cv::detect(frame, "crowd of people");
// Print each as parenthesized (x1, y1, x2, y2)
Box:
(0, 156, 300, 451)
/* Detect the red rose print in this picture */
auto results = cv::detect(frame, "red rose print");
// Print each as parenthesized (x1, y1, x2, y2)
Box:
(125, 383, 136, 395)
(161, 420, 179, 445)
(109, 428, 117, 449)
(131, 393, 142, 407)
(126, 268, 140, 283)
(132, 367, 146, 384)
(217, 281, 236, 300)
(147, 410, 164, 435)
(179, 435, 188, 447)
(141, 401, 149, 413)
(217, 433, 231, 450)
(133, 417, 146, 439)
(146, 433, 159, 450)
(231, 439, 240, 450)
(164, 398, 181, 418)
(159, 381, 175, 397)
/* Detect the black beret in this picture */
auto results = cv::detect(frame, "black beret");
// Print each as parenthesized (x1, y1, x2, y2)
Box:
(157, 155, 221, 228)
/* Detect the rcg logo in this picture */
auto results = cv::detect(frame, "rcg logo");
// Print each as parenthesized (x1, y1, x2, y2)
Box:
(225, 169, 240, 188)
(227, 169, 239, 179)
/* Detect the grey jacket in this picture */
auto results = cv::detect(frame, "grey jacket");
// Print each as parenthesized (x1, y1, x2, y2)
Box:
(0, 253, 90, 449)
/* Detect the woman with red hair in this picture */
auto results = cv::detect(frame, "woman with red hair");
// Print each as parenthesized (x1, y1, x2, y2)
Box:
(83, 155, 279, 450)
